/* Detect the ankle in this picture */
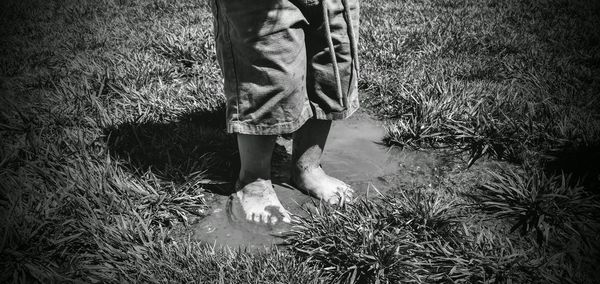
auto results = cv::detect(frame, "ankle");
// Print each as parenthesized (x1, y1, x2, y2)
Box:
(236, 178, 273, 196)
(238, 171, 271, 187)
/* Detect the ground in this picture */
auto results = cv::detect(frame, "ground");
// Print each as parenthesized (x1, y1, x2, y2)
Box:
(1, 0, 600, 283)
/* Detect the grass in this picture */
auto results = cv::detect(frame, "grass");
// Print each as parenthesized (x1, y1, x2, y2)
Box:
(285, 194, 532, 283)
(362, 0, 600, 170)
(472, 169, 600, 245)
(1, 0, 599, 282)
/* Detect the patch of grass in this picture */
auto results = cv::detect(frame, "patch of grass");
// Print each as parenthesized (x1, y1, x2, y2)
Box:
(284, 190, 537, 283)
(467, 169, 600, 282)
(374, 71, 534, 166)
(105, 107, 236, 182)
(360, 0, 600, 172)
(358, 3, 600, 279)
(150, 244, 328, 283)
(472, 168, 600, 247)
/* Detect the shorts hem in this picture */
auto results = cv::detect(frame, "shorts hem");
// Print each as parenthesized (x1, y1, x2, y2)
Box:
(226, 105, 313, 135)
(313, 106, 359, 120)
(226, 102, 360, 135)
(313, 98, 360, 120)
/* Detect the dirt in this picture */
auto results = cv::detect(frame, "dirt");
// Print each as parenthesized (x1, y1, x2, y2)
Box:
(187, 113, 446, 250)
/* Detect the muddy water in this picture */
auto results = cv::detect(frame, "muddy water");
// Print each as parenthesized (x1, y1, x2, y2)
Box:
(190, 114, 442, 250)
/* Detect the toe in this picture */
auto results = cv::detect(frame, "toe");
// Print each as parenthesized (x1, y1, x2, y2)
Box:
(341, 184, 354, 196)
(269, 216, 278, 224)
(327, 185, 354, 206)
(346, 185, 355, 194)
(344, 187, 354, 200)
(252, 214, 261, 223)
(260, 213, 270, 224)
(279, 208, 291, 223)
(326, 195, 341, 205)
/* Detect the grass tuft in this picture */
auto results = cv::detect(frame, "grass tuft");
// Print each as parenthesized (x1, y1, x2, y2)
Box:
(472, 169, 600, 245)
(284, 192, 537, 283)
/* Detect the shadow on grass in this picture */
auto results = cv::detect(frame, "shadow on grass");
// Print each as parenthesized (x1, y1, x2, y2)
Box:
(543, 142, 600, 193)
(104, 107, 234, 194)
(104, 106, 292, 195)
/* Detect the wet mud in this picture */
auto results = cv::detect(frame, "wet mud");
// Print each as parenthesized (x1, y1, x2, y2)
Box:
(189, 113, 445, 250)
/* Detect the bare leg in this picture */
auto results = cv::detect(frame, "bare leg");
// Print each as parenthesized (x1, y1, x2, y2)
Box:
(236, 134, 291, 224)
(291, 119, 353, 204)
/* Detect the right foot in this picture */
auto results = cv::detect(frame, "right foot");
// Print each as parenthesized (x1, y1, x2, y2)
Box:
(233, 179, 291, 224)
(291, 166, 354, 205)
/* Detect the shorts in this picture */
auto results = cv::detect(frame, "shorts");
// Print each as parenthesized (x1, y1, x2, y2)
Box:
(211, 0, 360, 135)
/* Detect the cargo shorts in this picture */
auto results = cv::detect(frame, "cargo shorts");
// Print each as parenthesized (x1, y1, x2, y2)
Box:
(211, 0, 360, 135)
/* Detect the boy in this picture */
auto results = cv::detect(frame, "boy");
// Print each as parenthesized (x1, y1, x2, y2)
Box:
(211, 0, 359, 224)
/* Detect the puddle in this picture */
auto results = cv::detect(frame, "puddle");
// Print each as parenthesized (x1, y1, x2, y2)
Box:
(190, 196, 290, 251)
(190, 113, 443, 250)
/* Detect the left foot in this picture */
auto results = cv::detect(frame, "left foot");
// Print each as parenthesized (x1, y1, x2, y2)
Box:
(233, 179, 292, 224)
(291, 166, 354, 205)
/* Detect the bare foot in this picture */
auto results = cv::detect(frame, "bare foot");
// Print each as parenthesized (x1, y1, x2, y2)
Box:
(234, 179, 291, 224)
(291, 166, 354, 205)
